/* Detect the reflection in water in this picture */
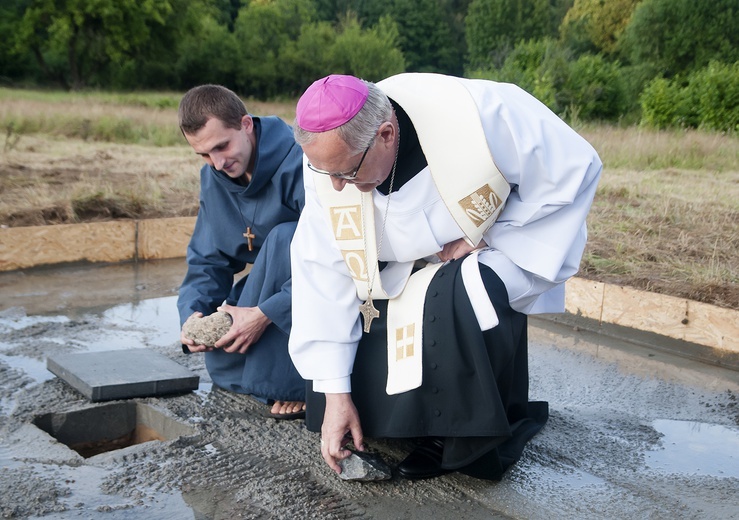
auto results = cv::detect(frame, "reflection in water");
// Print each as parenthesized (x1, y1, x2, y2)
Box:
(102, 295, 181, 347)
(0, 296, 182, 387)
(646, 419, 739, 478)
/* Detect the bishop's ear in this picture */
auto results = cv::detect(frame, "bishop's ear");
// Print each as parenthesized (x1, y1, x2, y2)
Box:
(378, 121, 396, 147)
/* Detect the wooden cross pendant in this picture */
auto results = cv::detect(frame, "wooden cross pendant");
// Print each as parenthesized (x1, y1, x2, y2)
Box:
(243, 226, 255, 251)
(359, 297, 380, 333)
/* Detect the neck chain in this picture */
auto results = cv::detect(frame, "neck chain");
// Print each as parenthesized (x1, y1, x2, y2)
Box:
(358, 122, 400, 333)
(234, 177, 258, 251)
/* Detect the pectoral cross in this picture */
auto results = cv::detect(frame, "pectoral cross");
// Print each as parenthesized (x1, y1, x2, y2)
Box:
(359, 297, 380, 333)
(243, 227, 255, 251)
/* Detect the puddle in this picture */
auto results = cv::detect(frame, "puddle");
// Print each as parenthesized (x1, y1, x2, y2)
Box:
(645, 419, 739, 478)
(0, 296, 181, 379)
(0, 353, 53, 386)
(0, 308, 69, 331)
(101, 296, 180, 347)
(23, 464, 196, 520)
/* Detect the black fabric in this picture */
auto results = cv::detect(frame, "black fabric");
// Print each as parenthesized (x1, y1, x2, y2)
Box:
(305, 258, 548, 480)
(376, 99, 426, 195)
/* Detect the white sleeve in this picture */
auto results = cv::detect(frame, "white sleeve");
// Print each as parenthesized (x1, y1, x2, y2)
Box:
(471, 80, 602, 313)
(288, 162, 363, 393)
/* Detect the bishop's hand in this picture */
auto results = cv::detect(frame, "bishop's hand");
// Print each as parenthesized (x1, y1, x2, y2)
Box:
(321, 393, 365, 474)
(437, 237, 487, 262)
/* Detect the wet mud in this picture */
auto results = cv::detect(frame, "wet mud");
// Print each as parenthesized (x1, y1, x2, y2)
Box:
(1, 259, 738, 519)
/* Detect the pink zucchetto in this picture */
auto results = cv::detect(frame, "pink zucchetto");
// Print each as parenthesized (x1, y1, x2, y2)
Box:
(295, 75, 368, 132)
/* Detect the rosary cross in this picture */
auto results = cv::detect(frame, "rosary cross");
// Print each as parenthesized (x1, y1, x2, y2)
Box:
(243, 227, 255, 251)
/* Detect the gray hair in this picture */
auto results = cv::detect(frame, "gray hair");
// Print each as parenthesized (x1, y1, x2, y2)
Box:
(294, 80, 393, 154)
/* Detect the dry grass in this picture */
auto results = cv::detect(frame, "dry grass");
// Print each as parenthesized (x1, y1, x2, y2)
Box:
(578, 125, 738, 309)
(0, 90, 737, 310)
(0, 135, 203, 224)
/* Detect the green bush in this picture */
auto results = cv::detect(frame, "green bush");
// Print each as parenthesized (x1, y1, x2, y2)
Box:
(563, 54, 628, 121)
(687, 61, 739, 132)
(469, 38, 569, 113)
(640, 77, 687, 129)
(469, 41, 630, 122)
(328, 15, 406, 82)
(640, 62, 739, 131)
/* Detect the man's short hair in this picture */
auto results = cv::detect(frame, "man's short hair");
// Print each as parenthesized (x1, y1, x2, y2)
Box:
(178, 85, 247, 134)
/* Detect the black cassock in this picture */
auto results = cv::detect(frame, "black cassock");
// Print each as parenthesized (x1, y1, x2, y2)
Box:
(305, 257, 548, 480)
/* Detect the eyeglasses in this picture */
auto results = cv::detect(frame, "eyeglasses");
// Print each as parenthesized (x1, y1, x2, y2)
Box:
(307, 145, 370, 180)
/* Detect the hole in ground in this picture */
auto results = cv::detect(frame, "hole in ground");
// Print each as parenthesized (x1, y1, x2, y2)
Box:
(33, 401, 193, 458)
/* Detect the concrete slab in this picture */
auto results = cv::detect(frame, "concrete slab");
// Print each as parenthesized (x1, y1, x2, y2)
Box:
(47, 349, 199, 401)
(1, 260, 737, 519)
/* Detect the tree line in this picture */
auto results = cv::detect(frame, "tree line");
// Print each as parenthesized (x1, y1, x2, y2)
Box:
(1, 0, 737, 130)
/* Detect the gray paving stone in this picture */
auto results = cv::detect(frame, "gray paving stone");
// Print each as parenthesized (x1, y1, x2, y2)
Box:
(47, 349, 199, 401)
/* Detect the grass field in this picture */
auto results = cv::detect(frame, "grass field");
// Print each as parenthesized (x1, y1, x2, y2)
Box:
(1, 89, 737, 310)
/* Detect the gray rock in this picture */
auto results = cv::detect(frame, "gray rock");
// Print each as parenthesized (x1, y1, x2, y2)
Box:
(181, 311, 232, 347)
(337, 451, 392, 481)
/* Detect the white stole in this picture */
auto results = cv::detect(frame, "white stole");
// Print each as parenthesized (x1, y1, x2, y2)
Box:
(316, 73, 509, 395)
(378, 73, 510, 248)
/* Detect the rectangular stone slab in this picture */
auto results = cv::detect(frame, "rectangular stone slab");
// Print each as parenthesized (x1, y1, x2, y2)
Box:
(47, 349, 199, 402)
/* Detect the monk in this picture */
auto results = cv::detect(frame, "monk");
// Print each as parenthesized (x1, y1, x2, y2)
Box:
(177, 85, 306, 419)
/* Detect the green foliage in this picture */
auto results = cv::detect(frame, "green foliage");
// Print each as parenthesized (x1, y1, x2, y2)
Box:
(0, 0, 735, 129)
(232, 0, 316, 98)
(688, 61, 739, 132)
(389, 0, 463, 75)
(13, 0, 214, 90)
(15, 0, 176, 89)
(231, 5, 404, 97)
(470, 39, 629, 122)
(175, 15, 240, 90)
(619, 0, 739, 77)
(638, 79, 685, 129)
(559, 0, 640, 56)
(475, 38, 570, 111)
(0, 0, 37, 83)
(640, 62, 739, 131)
(312, 0, 388, 25)
(465, 0, 563, 71)
(563, 54, 628, 120)
(329, 15, 406, 81)
(280, 22, 339, 94)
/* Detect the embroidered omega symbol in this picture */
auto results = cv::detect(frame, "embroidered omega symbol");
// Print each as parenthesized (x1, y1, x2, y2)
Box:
(458, 184, 503, 226)
(342, 250, 368, 281)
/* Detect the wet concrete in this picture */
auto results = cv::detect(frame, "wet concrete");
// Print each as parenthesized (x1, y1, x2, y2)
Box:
(1, 259, 738, 519)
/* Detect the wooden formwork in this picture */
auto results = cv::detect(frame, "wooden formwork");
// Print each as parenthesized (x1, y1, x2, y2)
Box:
(1, 218, 736, 360)
(0, 217, 196, 271)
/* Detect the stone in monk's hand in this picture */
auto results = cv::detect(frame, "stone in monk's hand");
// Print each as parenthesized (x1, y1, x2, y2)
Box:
(182, 311, 232, 347)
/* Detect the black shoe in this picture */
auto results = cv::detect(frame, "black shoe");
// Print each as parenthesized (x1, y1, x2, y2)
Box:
(396, 437, 451, 480)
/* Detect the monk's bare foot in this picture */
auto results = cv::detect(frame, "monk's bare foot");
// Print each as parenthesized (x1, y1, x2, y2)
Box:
(269, 400, 306, 419)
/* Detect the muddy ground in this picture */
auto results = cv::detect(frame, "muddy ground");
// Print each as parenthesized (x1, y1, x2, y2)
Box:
(1, 259, 738, 519)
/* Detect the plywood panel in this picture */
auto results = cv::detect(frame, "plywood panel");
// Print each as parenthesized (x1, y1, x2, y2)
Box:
(2, 219, 738, 359)
(565, 277, 605, 321)
(138, 217, 196, 260)
(685, 300, 739, 353)
(0, 222, 136, 271)
(602, 284, 689, 340)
